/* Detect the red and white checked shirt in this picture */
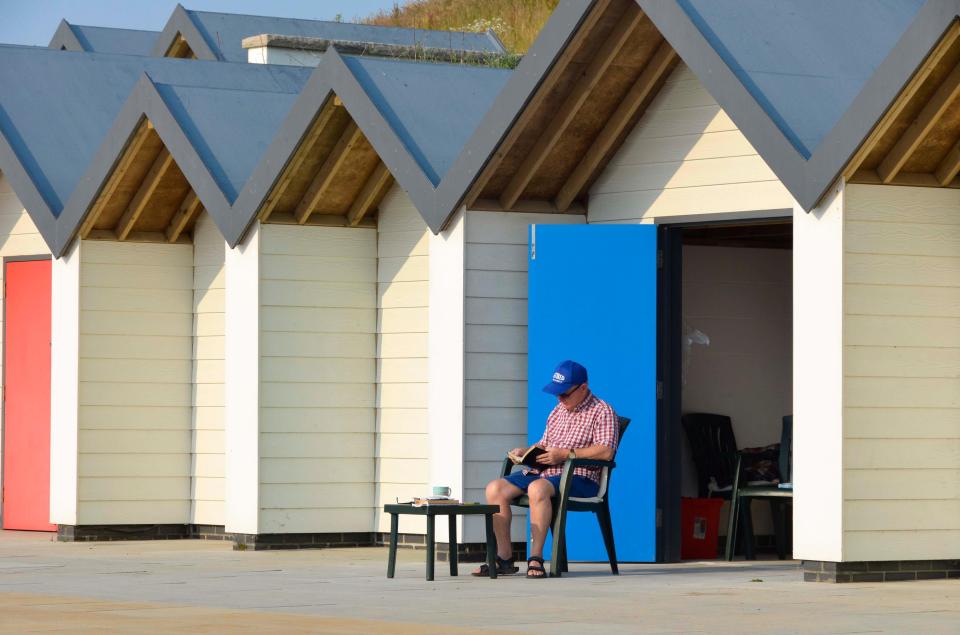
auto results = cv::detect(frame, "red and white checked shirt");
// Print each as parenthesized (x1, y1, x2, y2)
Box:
(533, 391, 618, 483)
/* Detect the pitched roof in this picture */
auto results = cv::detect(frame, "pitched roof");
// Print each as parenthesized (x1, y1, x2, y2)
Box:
(413, 0, 618, 231)
(224, 48, 513, 244)
(0, 45, 309, 254)
(341, 55, 511, 185)
(48, 20, 159, 55)
(153, 4, 507, 62)
(640, 0, 945, 209)
(424, 0, 958, 230)
(674, 0, 924, 159)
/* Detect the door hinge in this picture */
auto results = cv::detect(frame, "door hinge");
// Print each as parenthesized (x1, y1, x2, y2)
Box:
(656, 381, 663, 400)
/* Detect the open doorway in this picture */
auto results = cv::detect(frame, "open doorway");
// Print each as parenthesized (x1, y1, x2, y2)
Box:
(659, 220, 793, 560)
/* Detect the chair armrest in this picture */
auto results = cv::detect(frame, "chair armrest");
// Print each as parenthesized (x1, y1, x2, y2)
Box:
(556, 458, 616, 503)
(564, 458, 615, 470)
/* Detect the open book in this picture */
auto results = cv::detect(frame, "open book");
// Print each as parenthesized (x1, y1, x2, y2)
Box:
(412, 497, 461, 507)
(507, 445, 547, 468)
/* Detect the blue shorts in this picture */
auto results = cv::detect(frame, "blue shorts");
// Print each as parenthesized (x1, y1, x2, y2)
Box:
(503, 470, 600, 499)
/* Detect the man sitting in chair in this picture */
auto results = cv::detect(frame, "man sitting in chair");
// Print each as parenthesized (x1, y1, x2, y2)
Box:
(472, 360, 618, 578)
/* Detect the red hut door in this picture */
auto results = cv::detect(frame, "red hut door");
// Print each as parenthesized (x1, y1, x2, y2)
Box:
(2, 259, 54, 531)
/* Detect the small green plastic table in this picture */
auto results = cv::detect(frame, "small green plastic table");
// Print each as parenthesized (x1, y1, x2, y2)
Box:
(383, 502, 500, 581)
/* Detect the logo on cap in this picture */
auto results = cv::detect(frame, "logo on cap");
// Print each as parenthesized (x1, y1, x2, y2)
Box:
(553, 372, 566, 383)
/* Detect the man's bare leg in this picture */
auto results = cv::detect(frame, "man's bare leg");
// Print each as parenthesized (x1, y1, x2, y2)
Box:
(472, 478, 524, 573)
(527, 479, 556, 576)
(486, 479, 523, 559)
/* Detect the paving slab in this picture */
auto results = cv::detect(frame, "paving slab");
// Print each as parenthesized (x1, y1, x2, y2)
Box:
(0, 530, 957, 634)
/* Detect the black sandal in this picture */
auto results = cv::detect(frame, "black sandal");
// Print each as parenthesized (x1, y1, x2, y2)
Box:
(471, 556, 519, 577)
(526, 556, 546, 579)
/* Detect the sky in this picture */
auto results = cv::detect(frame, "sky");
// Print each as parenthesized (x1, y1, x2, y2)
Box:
(0, 0, 401, 46)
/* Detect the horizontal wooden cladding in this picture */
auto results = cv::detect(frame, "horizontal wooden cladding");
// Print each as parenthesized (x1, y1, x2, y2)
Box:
(844, 500, 960, 531)
(259, 224, 375, 257)
(79, 477, 190, 502)
(77, 239, 194, 525)
(259, 408, 375, 434)
(378, 409, 428, 435)
(261, 334, 375, 361)
(467, 0, 679, 214)
(259, 432, 374, 459)
(846, 469, 960, 499)
(845, 284, 960, 318)
(192, 215, 225, 526)
(260, 483, 375, 508)
(846, 346, 960, 378)
(588, 63, 792, 223)
(381, 351, 427, 379)
(80, 119, 204, 244)
(259, 97, 392, 229)
(261, 458, 375, 484)
(846, 407, 960, 438)
(78, 453, 189, 477)
(843, 529, 960, 562)
(77, 501, 190, 525)
(257, 222, 377, 526)
(846, 21, 960, 189)
(844, 438, 960, 469)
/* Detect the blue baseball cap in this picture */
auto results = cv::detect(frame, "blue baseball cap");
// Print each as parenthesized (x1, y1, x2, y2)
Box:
(543, 360, 588, 395)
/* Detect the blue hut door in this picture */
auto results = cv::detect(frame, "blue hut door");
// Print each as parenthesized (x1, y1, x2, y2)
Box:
(527, 224, 657, 562)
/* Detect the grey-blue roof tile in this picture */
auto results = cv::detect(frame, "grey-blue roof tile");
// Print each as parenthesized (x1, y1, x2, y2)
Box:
(0, 45, 308, 215)
(68, 24, 159, 56)
(341, 55, 511, 184)
(154, 83, 299, 201)
(678, 0, 924, 158)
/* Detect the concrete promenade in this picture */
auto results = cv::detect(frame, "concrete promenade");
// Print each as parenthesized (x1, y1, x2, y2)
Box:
(0, 530, 957, 634)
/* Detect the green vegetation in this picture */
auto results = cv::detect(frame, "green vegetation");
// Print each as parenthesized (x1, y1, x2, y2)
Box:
(362, 0, 559, 54)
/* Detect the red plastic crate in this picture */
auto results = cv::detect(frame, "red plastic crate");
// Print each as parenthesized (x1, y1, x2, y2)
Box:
(680, 497, 725, 559)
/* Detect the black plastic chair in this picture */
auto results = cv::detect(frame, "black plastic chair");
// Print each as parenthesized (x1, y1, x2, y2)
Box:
(681, 413, 740, 499)
(500, 416, 630, 577)
(725, 415, 793, 560)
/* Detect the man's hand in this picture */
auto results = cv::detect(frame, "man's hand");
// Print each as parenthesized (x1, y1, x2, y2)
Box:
(536, 447, 570, 466)
(509, 447, 526, 457)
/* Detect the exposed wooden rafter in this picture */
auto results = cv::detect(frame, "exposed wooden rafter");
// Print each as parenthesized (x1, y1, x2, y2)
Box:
(849, 169, 960, 189)
(499, 4, 645, 210)
(844, 22, 960, 180)
(934, 140, 960, 185)
(165, 190, 203, 243)
(166, 33, 195, 59)
(258, 96, 344, 222)
(464, 0, 612, 209)
(877, 59, 960, 183)
(555, 40, 677, 212)
(79, 119, 155, 239)
(116, 147, 175, 241)
(293, 121, 363, 224)
(347, 162, 392, 226)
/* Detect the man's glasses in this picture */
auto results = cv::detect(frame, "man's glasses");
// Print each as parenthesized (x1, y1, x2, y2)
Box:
(559, 384, 582, 399)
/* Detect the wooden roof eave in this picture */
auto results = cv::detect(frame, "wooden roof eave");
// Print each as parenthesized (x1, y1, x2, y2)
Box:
(846, 20, 960, 191)
(463, 0, 679, 217)
(257, 95, 390, 230)
(78, 118, 204, 245)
